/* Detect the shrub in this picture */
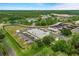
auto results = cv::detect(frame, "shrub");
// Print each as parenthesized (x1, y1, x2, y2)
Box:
(42, 35, 55, 46)
(60, 28, 72, 36)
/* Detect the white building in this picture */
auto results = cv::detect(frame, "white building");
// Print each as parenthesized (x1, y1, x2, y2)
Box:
(16, 27, 50, 44)
(40, 14, 52, 19)
(75, 20, 79, 26)
(26, 28, 50, 39)
(71, 27, 79, 33)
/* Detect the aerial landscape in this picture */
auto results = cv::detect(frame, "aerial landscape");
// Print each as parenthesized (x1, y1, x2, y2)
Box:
(0, 3, 79, 56)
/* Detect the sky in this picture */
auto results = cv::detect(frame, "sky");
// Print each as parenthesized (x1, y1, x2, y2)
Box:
(0, 3, 79, 10)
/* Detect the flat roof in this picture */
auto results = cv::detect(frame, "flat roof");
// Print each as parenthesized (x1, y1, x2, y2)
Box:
(26, 28, 49, 39)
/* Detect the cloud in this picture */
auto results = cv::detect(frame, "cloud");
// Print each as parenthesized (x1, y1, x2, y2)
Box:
(36, 3, 45, 6)
(0, 7, 34, 10)
(0, 3, 79, 10)
(51, 3, 79, 10)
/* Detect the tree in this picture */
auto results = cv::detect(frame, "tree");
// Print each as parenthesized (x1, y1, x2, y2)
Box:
(0, 32, 5, 42)
(40, 19, 47, 26)
(71, 33, 79, 49)
(42, 35, 55, 46)
(35, 47, 54, 56)
(54, 51, 68, 56)
(35, 39, 44, 48)
(8, 16, 25, 24)
(35, 18, 41, 26)
(60, 28, 72, 36)
(51, 40, 73, 55)
(46, 17, 58, 25)
(70, 16, 79, 21)
(46, 17, 53, 25)
(35, 17, 59, 26)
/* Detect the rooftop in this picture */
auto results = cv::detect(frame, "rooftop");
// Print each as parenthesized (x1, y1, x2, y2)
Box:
(16, 27, 50, 44)
(26, 28, 49, 39)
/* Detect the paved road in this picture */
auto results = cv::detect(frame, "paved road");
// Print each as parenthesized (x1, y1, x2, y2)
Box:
(0, 52, 3, 56)
(7, 47, 16, 56)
